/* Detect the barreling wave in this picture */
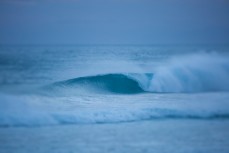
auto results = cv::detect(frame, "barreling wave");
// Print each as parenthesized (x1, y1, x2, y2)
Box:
(43, 52, 229, 94)
(49, 73, 148, 94)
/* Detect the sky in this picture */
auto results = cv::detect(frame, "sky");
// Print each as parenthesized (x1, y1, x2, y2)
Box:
(0, 0, 229, 45)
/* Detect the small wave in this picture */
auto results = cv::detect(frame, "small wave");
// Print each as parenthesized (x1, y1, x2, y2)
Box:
(1, 106, 229, 127)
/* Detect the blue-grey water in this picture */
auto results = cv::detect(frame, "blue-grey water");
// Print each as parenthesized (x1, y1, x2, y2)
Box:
(0, 45, 229, 153)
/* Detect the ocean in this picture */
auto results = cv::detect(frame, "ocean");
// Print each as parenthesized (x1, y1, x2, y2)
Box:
(0, 45, 229, 153)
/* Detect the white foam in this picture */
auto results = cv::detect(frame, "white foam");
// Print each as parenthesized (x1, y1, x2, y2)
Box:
(146, 52, 229, 92)
(1, 92, 229, 127)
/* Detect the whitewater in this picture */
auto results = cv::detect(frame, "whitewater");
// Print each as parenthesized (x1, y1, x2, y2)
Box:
(0, 45, 229, 153)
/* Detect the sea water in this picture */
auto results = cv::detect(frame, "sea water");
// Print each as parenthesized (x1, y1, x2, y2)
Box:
(0, 45, 229, 152)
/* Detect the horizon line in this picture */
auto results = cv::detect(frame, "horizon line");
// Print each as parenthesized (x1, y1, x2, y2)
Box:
(1, 43, 229, 47)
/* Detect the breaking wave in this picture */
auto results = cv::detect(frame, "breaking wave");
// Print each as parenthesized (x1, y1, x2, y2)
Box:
(49, 73, 147, 94)
(149, 52, 229, 92)
(47, 60, 228, 95)
(43, 52, 229, 94)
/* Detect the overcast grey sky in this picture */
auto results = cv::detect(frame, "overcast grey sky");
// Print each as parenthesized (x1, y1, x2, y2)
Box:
(0, 0, 229, 44)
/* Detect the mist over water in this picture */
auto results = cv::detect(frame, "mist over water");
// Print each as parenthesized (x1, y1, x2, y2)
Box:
(150, 52, 229, 92)
(0, 45, 229, 127)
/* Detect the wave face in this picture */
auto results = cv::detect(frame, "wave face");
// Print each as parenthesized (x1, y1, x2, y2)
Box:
(47, 52, 229, 94)
(51, 74, 146, 94)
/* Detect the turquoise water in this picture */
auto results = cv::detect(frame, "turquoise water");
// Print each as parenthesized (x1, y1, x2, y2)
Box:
(0, 45, 229, 152)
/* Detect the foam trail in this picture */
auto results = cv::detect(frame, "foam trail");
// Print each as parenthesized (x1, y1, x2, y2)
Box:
(1, 92, 229, 127)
